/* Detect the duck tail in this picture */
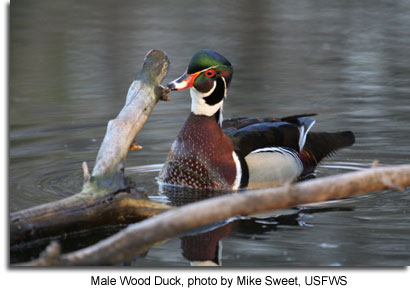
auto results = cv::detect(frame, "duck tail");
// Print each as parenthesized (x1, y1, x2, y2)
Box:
(298, 131, 355, 176)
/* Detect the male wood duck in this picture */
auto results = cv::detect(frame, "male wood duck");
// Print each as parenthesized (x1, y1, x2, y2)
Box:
(159, 49, 355, 190)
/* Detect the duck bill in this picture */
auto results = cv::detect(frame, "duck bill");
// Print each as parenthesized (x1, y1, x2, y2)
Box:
(167, 71, 200, 91)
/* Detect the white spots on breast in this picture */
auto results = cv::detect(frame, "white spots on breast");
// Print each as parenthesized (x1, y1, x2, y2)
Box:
(159, 115, 235, 189)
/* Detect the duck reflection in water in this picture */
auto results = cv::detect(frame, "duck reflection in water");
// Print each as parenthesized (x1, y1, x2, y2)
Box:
(158, 185, 354, 266)
(182, 222, 232, 266)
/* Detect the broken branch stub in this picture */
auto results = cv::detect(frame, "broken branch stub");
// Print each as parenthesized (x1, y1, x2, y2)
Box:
(88, 49, 170, 192)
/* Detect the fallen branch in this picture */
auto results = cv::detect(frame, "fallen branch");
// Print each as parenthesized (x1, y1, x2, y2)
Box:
(10, 190, 171, 245)
(18, 164, 410, 266)
(10, 49, 171, 245)
(25, 241, 62, 267)
(88, 48, 170, 191)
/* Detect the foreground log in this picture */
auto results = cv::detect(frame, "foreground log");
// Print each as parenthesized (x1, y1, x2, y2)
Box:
(18, 164, 410, 266)
(10, 49, 171, 245)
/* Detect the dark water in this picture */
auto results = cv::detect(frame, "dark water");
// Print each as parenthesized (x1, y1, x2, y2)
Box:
(10, 0, 410, 266)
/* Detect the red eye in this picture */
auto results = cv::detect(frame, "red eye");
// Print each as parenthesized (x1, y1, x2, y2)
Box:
(205, 69, 215, 78)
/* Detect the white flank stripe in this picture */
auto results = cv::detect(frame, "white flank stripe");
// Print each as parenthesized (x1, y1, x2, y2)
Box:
(298, 125, 305, 151)
(251, 146, 298, 158)
(299, 120, 315, 150)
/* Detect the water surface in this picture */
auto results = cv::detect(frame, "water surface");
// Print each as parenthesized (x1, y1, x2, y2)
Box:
(10, 0, 410, 266)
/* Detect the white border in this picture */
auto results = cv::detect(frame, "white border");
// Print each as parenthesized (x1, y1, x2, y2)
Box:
(3, 2, 408, 294)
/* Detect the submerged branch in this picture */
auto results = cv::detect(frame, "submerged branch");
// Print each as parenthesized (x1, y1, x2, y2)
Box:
(18, 164, 410, 266)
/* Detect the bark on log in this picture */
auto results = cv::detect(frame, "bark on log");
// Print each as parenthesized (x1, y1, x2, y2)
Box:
(88, 49, 170, 192)
(10, 49, 171, 246)
(10, 189, 171, 246)
(17, 164, 410, 266)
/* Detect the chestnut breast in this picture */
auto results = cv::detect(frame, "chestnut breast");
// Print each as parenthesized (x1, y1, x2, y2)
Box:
(159, 113, 236, 189)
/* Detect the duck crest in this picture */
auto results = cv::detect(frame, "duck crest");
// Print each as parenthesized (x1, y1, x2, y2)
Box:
(159, 113, 236, 189)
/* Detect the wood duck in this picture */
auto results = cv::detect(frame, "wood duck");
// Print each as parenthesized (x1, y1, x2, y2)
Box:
(159, 49, 355, 190)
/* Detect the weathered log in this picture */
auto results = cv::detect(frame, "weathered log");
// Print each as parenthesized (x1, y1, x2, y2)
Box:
(88, 48, 170, 191)
(17, 164, 410, 266)
(10, 189, 171, 245)
(10, 49, 171, 246)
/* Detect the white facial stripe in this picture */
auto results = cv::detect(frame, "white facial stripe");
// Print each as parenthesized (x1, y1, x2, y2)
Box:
(193, 80, 216, 97)
(201, 65, 218, 72)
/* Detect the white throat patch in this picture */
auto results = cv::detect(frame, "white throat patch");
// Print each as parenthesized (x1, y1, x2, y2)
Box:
(190, 77, 227, 126)
(190, 82, 223, 116)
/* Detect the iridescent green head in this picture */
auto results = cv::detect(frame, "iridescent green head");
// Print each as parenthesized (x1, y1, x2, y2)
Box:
(187, 49, 233, 85)
(167, 49, 233, 92)
(167, 50, 234, 123)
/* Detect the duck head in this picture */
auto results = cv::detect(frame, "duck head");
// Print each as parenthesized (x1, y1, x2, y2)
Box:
(167, 49, 233, 125)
